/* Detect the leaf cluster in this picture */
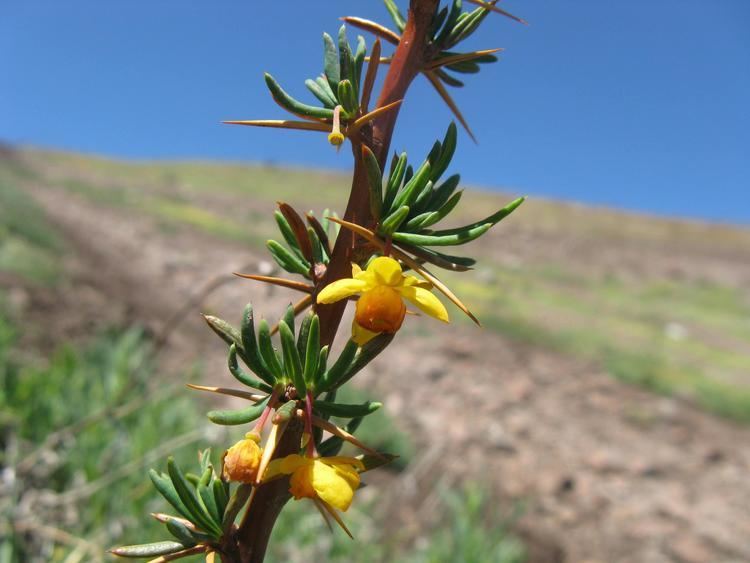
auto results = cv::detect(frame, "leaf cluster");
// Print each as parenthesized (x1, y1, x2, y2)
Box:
(364, 122, 524, 271)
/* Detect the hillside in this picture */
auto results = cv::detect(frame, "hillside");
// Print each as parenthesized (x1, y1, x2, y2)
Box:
(2, 144, 750, 562)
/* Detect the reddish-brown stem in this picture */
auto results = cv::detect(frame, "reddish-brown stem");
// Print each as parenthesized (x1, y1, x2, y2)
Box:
(234, 2, 440, 561)
(251, 386, 281, 436)
(317, 0, 439, 346)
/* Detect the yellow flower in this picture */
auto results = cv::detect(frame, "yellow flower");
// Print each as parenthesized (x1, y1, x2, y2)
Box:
(317, 256, 449, 344)
(265, 454, 364, 512)
(222, 433, 263, 484)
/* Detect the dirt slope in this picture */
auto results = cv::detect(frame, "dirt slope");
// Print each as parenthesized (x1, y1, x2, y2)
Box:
(6, 149, 750, 562)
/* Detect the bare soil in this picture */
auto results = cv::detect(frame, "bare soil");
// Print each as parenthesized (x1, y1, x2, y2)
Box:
(8, 173, 750, 563)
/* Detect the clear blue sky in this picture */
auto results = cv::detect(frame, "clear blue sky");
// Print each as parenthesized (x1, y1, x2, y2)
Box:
(2, 1, 749, 224)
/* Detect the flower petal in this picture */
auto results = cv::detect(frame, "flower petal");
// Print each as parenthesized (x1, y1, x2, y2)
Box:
(289, 463, 316, 500)
(311, 459, 359, 511)
(317, 278, 368, 304)
(351, 263, 363, 276)
(321, 456, 366, 471)
(397, 286, 450, 323)
(368, 256, 403, 286)
(402, 274, 433, 289)
(263, 454, 309, 481)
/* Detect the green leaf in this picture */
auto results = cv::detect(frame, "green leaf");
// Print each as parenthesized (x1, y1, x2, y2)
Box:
(203, 315, 241, 349)
(395, 241, 476, 272)
(166, 519, 197, 547)
(110, 541, 187, 558)
(332, 333, 394, 389)
(257, 318, 285, 381)
(431, 196, 526, 235)
(435, 0, 463, 46)
(228, 344, 273, 392)
(383, 152, 408, 214)
(198, 483, 222, 528)
(435, 68, 465, 88)
(379, 205, 410, 236)
(353, 35, 367, 93)
(207, 395, 270, 426)
(264, 73, 333, 120)
(266, 239, 310, 277)
(314, 400, 382, 418)
(320, 339, 359, 391)
(430, 6, 450, 38)
(383, 0, 406, 31)
(274, 211, 305, 260)
(213, 479, 229, 519)
(282, 303, 296, 336)
(167, 457, 222, 537)
(405, 190, 463, 231)
(323, 32, 340, 92)
(431, 122, 458, 182)
(392, 160, 432, 210)
(362, 145, 383, 220)
(149, 470, 192, 522)
(303, 314, 320, 388)
(337, 79, 359, 117)
(279, 320, 305, 395)
(316, 75, 337, 102)
(241, 304, 276, 385)
(427, 173, 461, 210)
(308, 226, 324, 264)
(338, 25, 354, 85)
(446, 60, 480, 74)
(317, 345, 329, 382)
(305, 78, 337, 108)
(409, 179, 434, 215)
(391, 222, 492, 246)
(296, 313, 312, 360)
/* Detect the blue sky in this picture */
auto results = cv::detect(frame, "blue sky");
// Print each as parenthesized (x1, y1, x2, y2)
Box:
(2, 1, 749, 224)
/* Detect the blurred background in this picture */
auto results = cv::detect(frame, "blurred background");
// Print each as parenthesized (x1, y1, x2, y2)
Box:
(2, 1, 749, 562)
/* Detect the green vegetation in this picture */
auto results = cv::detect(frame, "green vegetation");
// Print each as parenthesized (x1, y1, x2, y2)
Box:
(267, 484, 525, 563)
(24, 149, 349, 248)
(467, 263, 750, 421)
(332, 386, 414, 470)
(0, 159, 62, 283)
(0, 317, 225, 561)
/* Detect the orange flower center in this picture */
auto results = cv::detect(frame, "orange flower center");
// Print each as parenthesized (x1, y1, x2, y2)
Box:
(354, 286, 406, 333)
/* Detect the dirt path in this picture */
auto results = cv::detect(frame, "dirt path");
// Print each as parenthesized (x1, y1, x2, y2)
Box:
(20, 184, 750, 563)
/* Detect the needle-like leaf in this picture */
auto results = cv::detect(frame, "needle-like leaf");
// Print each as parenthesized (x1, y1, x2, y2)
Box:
(310, 414, 382, 456)
(222, 119, 330, 132)
(424, 71, 476, 142)
(425, 48, 503, 70)
(465, 0, 528, 25)
(360, 38, 381, 113)
(340, 16, 401, 45)
(233, 273, 314, 294)
(347, 99, 403, 135)
(186, 384, 265, 403)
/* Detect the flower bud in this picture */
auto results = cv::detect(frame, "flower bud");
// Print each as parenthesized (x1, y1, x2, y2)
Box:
(223, 433, 262, 483)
